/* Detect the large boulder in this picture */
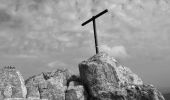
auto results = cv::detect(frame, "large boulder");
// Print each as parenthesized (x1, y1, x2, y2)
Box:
(79, 52, 165, 100)
(25, 68, 70, 100)
(0, 66, 27, 99)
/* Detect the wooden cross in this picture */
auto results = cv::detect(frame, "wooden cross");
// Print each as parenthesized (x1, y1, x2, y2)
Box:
(82, 9, 108, 54)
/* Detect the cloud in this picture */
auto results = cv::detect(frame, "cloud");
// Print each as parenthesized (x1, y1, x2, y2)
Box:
(48, 60, 68, 68)
(2, 54, 38, 58)
(56, 35, 71, 42)
(99, 45, 129, 59)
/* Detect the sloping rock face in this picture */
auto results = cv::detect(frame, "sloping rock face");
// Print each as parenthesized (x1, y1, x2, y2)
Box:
(25, 69, 70, 100)
(0, 66, 27, 99)
(79, 52, 165, 100)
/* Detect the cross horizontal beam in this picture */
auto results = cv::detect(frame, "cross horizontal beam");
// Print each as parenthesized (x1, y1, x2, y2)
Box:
(82, 9, 108, 26)
(81, 9, 108, 54)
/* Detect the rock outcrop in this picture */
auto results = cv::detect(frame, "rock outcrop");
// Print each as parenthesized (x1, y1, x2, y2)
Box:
(25, 69, 70, 100)
(0, 66, 27, 99)
(0, 52, 165, 100)
(79, 52, 164, 100)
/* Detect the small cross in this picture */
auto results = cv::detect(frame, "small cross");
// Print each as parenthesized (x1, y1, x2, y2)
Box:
(82, 9, 108, 54)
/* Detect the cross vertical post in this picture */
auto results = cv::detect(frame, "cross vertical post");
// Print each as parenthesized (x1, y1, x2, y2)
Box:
(92, 18, 99, 54)
(82, 9, 108, 54)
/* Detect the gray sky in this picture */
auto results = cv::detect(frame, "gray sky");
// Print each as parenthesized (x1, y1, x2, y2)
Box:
(0, 0, 170, 89)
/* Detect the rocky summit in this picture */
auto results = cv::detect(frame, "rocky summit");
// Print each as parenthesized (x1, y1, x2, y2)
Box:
(79, 52, 164, 100)
(0, 52, 165, 100)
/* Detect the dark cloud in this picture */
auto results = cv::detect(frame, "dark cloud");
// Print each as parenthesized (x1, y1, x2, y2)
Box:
(0, 9, 11, 24)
